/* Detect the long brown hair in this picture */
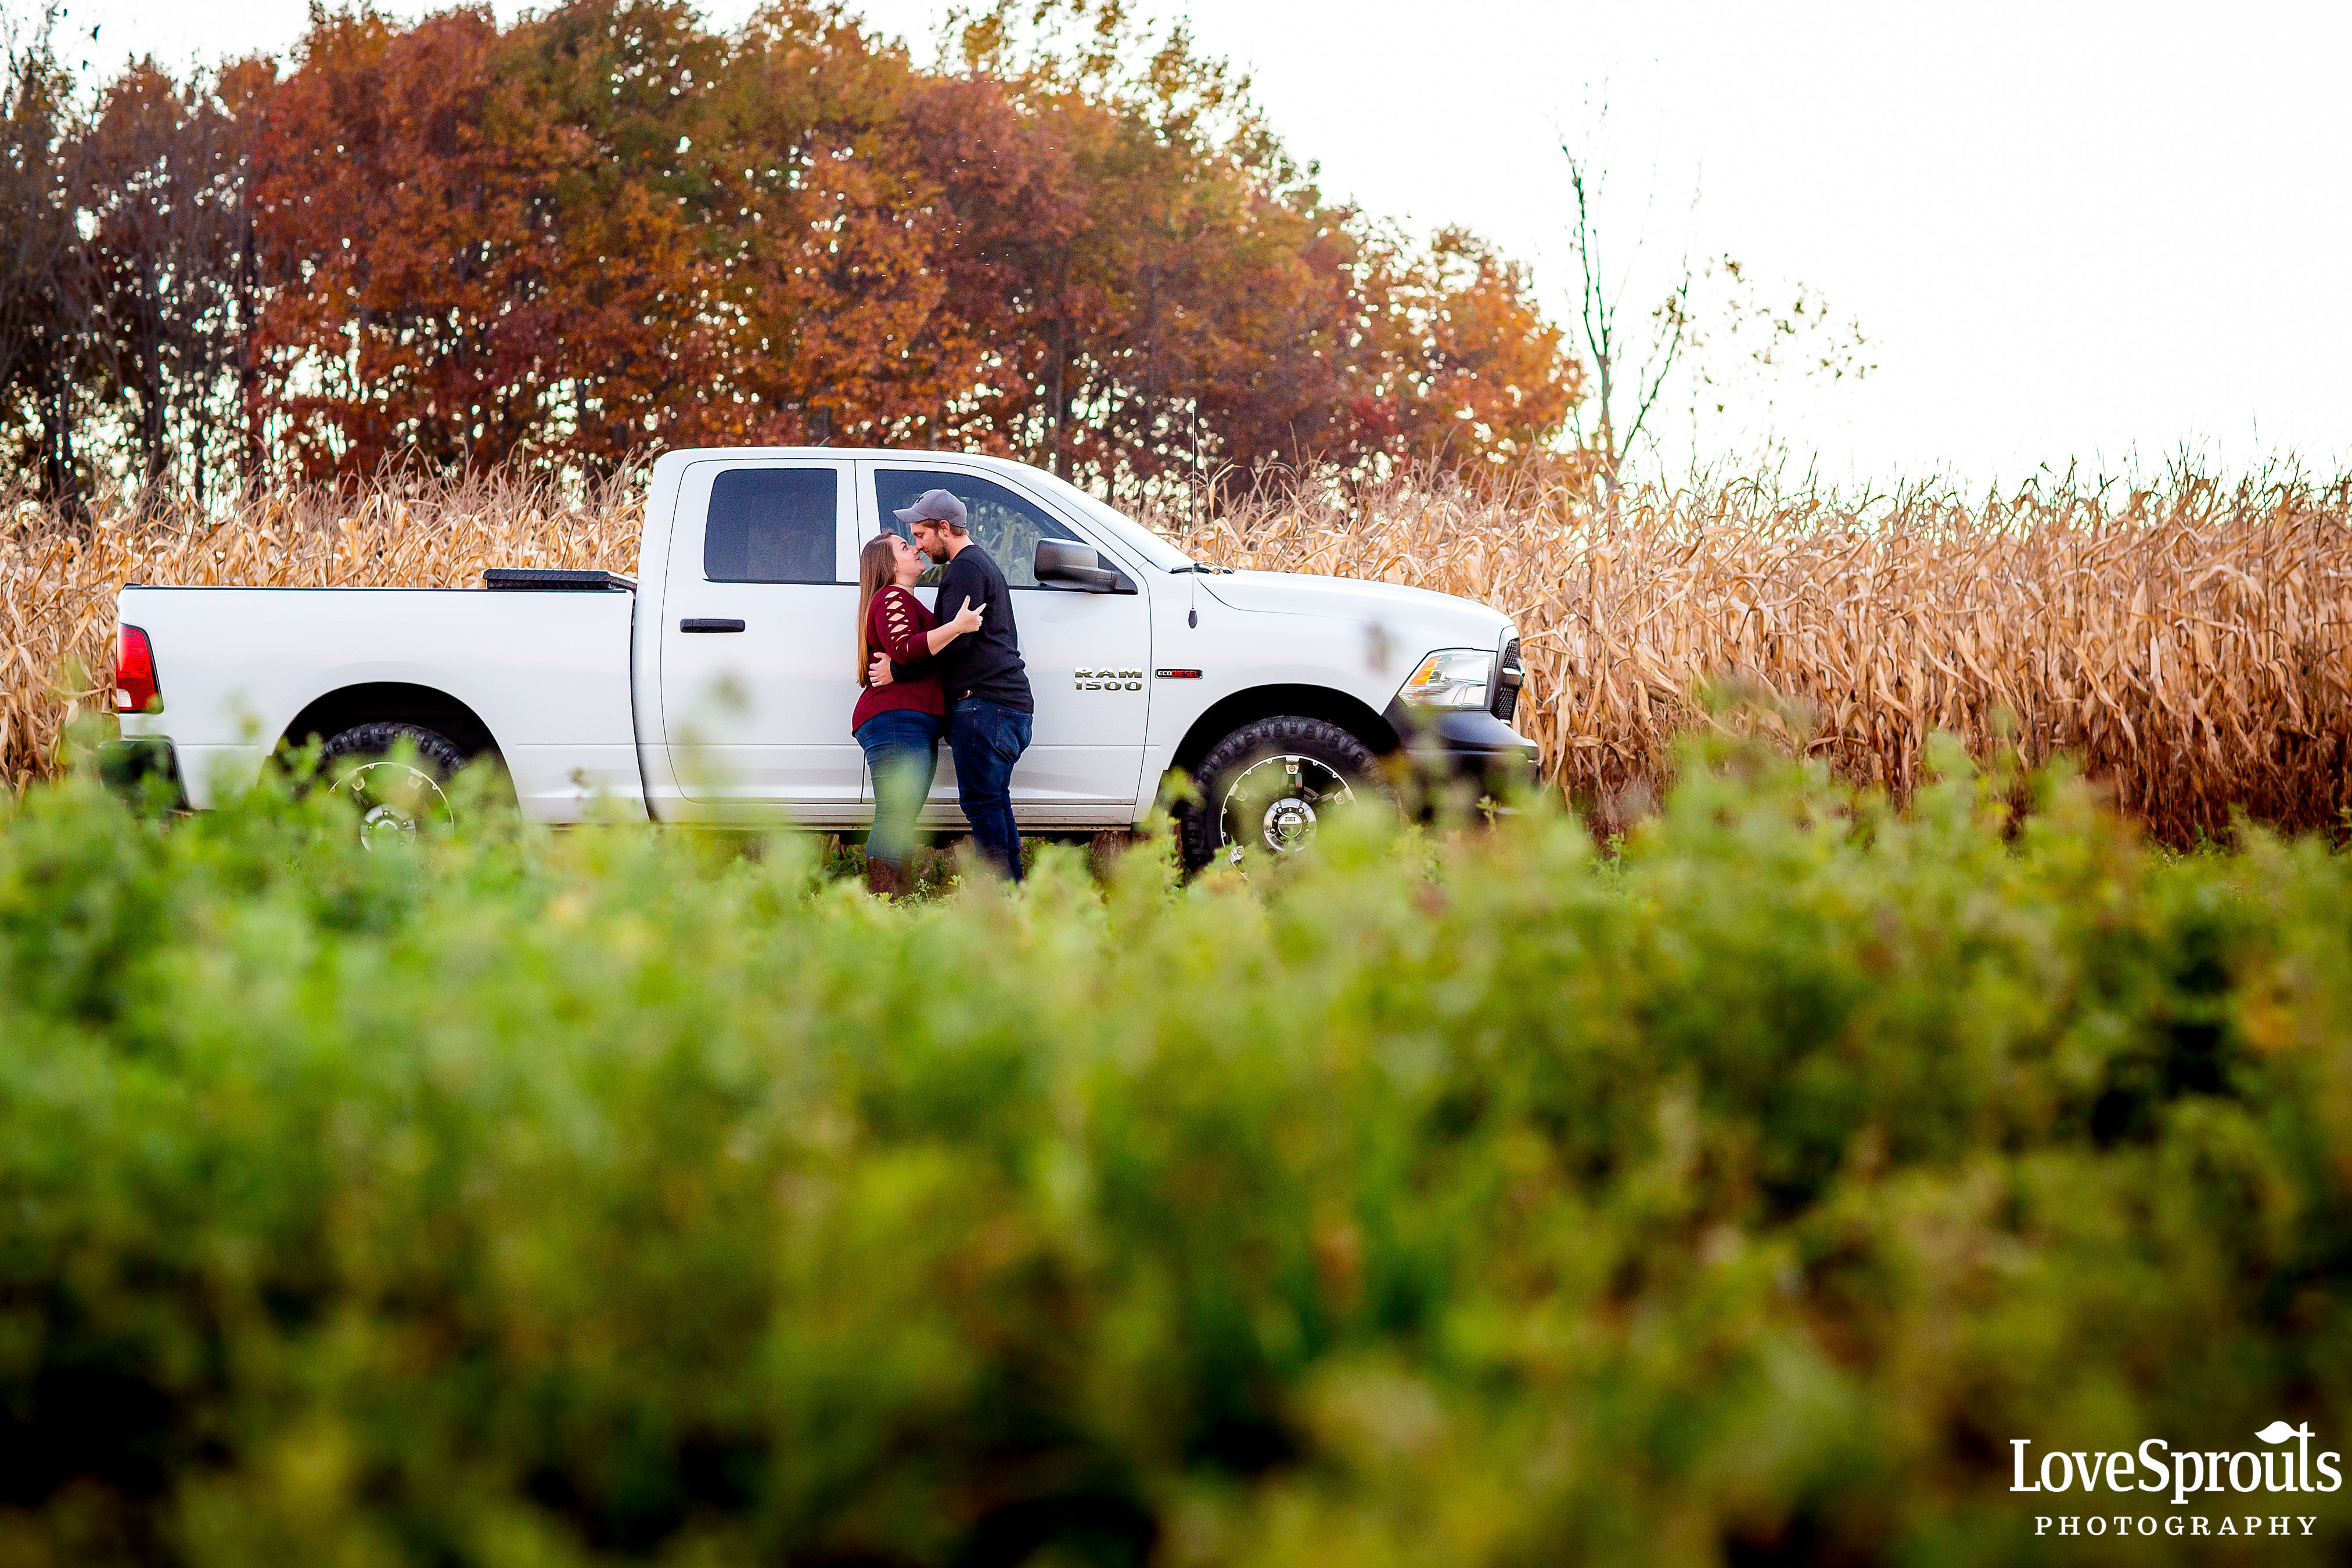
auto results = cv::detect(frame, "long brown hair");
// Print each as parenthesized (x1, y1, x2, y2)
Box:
(855, 533, 901, 686)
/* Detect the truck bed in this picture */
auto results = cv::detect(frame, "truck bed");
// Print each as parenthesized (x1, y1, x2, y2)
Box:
(116, 584, 645, 820)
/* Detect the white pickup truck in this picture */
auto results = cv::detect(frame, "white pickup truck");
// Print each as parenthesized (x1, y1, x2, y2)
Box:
(106, 448, 1535, 866)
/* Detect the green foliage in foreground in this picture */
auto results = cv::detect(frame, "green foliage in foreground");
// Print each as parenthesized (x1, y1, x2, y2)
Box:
(4, 745, 2352, 1568)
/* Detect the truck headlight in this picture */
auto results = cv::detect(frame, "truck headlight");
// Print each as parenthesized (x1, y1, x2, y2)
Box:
(1398, 648, 1492, 709)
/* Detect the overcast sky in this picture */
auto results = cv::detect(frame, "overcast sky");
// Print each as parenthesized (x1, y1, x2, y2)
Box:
(45, 0, 2352, 485)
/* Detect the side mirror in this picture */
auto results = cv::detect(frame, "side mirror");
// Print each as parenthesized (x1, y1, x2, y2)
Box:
(1034, 540, 1131, 593)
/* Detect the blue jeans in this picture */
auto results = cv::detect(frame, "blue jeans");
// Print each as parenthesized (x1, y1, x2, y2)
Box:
(948, 698, 1031, 880)
(855, 710, 942, 872)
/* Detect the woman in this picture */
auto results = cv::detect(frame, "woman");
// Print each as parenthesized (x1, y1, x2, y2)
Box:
(853, 532, 983, 897)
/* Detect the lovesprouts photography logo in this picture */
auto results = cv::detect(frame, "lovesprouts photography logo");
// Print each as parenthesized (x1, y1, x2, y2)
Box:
(2012, 1422, 2337, 1538)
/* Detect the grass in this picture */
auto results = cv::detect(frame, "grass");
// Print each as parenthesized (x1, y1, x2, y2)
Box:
(3, 739, 2351, 1564)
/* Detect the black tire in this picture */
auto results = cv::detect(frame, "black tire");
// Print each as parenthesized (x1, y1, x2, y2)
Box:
(1180, 715, 1386, 871)
(318, 721, 467, 850)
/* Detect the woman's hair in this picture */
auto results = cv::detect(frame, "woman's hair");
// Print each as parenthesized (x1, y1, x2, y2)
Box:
(855, 532, 901, 686)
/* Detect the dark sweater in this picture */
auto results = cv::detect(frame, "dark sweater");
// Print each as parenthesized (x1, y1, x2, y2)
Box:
(926, 541, 1032, 713)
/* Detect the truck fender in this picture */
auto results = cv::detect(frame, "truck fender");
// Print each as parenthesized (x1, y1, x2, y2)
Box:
(1165, 682, 1398, 786)
(278, 682, 502, 767)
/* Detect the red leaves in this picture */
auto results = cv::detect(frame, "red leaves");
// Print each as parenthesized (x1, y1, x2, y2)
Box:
(239, 0, 1580, 484)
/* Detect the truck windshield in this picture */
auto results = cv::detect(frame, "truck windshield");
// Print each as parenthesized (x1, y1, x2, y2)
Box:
(1025, 470, 1202, 573)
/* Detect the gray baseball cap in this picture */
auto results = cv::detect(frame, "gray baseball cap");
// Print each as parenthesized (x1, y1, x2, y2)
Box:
(893, 488, 967, 529)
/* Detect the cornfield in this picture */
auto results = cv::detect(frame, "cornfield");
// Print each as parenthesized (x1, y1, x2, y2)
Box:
(1174, 466, 2352, 841)
(0, 470, 641, 791)
(6, 465, 2349, 841)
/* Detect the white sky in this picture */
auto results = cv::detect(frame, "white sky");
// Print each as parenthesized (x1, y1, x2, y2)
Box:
(49, 0, 2352, 486)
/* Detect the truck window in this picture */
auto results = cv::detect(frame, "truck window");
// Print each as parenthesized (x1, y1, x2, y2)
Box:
(704, 467, 839, 582)
(874, 470, 1080, 589)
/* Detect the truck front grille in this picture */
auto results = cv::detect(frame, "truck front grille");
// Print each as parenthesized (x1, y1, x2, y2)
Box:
(1492, 637, 1522, 722)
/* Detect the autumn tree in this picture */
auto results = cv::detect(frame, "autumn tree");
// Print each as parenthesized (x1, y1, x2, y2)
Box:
(6, 0, 1583, 491)
(0, 10, 95, 508)
(913, 1, 1577, 489)
(488, 0, 732, 462)
(710, 4, 974, 450)
(78, 59, 254, 501)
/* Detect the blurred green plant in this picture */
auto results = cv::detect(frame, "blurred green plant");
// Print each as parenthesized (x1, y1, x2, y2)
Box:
(1, 738, 2349, 1566)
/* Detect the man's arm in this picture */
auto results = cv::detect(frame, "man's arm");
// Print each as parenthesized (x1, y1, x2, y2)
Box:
(882, 584, 983, 681)
(926, 555, 983, 681)
(887, 559, 974, 683)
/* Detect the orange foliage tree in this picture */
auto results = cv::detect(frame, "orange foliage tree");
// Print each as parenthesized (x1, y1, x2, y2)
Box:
(220, 0, 1582, 486)
(244, 3, 729, 474)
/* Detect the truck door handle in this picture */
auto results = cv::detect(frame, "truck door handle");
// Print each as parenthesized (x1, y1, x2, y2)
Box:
(680, 618, 745, 633)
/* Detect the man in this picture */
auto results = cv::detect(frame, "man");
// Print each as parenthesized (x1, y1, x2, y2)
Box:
(878, 489, 1033, 881)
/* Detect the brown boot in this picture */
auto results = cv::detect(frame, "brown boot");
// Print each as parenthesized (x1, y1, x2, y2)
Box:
(864, 856, 900, 900)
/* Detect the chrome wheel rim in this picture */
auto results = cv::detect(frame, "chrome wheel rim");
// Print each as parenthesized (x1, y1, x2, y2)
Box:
(1220, 754, 1354, 863)
(330, 760, 451, 850)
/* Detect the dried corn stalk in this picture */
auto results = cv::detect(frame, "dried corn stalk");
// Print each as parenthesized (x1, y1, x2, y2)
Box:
(7, 465, 2348, 843)
(1167, 469, 2352, 842)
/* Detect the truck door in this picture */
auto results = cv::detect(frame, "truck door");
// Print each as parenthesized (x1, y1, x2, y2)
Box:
(865, 463, 1150, 821)
(661, 458, 864, 815)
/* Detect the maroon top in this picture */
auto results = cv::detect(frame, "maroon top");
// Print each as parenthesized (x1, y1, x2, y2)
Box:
(852, 584, 945, 732)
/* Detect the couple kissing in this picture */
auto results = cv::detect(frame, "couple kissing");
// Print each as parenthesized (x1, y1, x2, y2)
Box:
(849, 489, 1033, 897)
